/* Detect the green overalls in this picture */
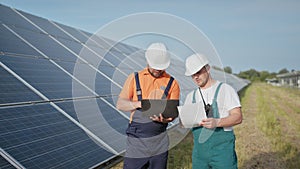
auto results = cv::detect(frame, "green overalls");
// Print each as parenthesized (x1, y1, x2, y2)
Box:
(191, 83, 238, 169)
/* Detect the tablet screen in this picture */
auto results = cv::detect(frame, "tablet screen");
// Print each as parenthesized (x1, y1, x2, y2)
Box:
(141, 99, 179, 118)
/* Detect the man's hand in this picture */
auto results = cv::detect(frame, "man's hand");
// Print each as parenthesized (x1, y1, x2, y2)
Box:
(150, 114, 173, 123)
(200, 118, 220, 129)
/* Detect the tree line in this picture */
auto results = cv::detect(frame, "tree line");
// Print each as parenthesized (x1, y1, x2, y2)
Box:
(221, 66, 290, 82)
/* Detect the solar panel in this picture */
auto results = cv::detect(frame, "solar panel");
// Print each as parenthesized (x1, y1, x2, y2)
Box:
(0, 3, 128, 168)
(0, 3, 249, 168)
(0, 54, 95, 100)
(0, 66, 42, 105)
(0, 104, 114, 169)
(1, 148, 23, 169)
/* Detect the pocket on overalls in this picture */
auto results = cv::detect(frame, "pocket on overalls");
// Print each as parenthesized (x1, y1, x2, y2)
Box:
(126, 124, 138, 138)
(213, 131, 235, 150)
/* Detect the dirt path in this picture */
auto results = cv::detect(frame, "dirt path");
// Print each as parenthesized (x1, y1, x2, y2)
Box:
(235, 82, 300, 169)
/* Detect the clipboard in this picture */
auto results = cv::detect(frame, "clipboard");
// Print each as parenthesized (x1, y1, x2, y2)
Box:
(141, 99, 179, 118)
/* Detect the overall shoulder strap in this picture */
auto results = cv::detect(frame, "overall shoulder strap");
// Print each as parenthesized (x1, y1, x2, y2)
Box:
(161, 76, 174, 99)
(134, 72, 142, 101)
(211, 82, 223, 118)
(192, 89, 197, 103)
(213, 82, 223, 102)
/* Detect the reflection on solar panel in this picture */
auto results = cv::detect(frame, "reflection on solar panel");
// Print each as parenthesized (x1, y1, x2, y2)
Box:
(0, 4, 249, 169)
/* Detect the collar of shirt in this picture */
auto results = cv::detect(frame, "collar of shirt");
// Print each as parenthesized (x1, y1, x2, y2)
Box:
(140, 68, 170, 78)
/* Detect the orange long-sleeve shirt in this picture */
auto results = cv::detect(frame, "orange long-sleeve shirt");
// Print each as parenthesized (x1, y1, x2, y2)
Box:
(119, 68, 180, 101)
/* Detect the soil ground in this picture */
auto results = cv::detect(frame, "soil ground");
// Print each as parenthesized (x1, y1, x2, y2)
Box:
(235, 82, 300, 169)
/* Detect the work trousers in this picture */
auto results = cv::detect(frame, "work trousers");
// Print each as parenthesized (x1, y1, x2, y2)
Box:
(123, 121, 169, 169)
(192, 127, 237, 169)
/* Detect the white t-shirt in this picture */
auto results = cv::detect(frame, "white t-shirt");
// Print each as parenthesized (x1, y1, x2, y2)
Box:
(184, 81, 241, 131)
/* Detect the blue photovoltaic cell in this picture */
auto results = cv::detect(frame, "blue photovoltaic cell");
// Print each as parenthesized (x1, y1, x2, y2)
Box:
(95, 71, 123, 96)
(98, 61, 119, 79)
(97, 98, 128, 134)
(87, 34, 117, 51)
(7, 10, 130, 91)
(113, 42, 140, 55)
(0, 4, 40, 33)
(101, 38, 135, 55)
(72, 97, 130, 131)
(0, 66, 43, 105)
(0, 155, 15, 169)
(54, 98, 129, 127)
(79, 45, 108, 68)
(8, 25, 79, 63)
(0, 55, 95, 100)
(54, 100, 79, 120)
(19, 11, 75, 42)
(55, 98, 128, 152)
(50, 59, 77, 75)
(0, 24, 40, 56)
(55, 22, 90, 44)
(105, 50, 128, 66)
(0, 103, 114, 169)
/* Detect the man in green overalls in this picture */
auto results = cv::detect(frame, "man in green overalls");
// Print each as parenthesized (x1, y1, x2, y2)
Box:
(183, 53, 243, 169)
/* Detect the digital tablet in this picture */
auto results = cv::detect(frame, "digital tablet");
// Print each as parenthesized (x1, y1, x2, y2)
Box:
(141, 99, 179, 118)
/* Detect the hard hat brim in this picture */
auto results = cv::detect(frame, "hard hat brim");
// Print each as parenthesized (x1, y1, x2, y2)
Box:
(147, 58, 170, 70)
(184, 62, 208, 76)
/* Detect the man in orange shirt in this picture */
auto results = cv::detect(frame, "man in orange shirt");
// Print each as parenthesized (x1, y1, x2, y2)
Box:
(116, 42, 180, 169)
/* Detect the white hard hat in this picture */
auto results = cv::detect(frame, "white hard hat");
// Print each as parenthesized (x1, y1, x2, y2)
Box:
(145, 43, 170, 70)
(185, 53, 209, 76)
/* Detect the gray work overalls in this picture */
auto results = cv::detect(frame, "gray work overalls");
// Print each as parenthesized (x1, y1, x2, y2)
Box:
(123, 72, 174, 169)
(191, 83, 238, 169)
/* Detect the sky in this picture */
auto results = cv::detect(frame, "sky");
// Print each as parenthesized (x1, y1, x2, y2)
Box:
(0, 0, 299, 73)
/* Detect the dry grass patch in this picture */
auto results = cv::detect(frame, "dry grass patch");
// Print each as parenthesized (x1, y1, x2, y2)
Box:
(236, 82, 300, 169)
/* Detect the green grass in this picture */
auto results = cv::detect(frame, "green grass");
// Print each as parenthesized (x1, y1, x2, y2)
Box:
(167, 132, 193, 169)
(253, 83, 300, 169)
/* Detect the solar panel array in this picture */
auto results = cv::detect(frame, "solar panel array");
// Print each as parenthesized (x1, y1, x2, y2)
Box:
(0, 4, 249, 169)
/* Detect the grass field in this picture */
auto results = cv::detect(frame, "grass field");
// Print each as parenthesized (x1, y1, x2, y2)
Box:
(112, 82, 300, 169)
(235, 82, 300, 169)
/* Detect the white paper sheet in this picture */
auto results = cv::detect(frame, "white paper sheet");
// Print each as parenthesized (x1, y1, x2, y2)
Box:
(177, 102, 207, 128)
